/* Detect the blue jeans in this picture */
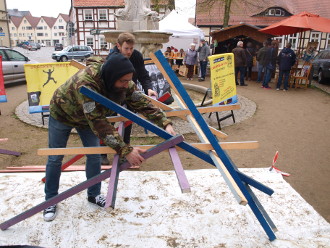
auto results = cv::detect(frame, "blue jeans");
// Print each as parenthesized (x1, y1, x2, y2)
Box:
(277, 70, 290, 90)
(262, 68, 273, 88)
(199, 60, 208, 79)
(257, 64, 264, 82)
(235, 66, 246, 85)
(45, 116, 101, 200)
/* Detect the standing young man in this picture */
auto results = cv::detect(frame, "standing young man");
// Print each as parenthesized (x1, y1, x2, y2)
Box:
(43, 53, 175, 222)
(277, 43, 296, 91)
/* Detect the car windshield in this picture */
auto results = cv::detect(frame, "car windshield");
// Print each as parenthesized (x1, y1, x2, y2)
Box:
(63, 46, 72, 51)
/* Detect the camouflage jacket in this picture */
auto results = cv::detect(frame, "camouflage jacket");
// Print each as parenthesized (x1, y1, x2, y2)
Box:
(50, 57, 172, 157)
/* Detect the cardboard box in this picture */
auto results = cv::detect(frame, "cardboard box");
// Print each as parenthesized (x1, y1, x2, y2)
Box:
(171, 64, 179, 71)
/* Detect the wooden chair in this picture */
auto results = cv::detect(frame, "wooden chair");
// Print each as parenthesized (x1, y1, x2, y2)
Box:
(289, 61, 312, 89)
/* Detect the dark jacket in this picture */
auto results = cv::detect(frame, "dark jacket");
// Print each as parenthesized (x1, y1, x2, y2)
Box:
(277, 47, 296, 71)
(232, 47, 247, 67)
(107, 46, 152, 94)
(245, 47, 256, 67)
(257, 46, 271, 67)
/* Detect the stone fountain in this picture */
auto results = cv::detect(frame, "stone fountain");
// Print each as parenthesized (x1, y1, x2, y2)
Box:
(102, 0, 172, 58)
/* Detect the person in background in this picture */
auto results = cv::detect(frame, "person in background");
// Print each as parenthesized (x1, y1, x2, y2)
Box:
(102, 32, 158, 165)
(276, 43, 296, 91)
(164, 46, 174, 65)
(232, 41, 247, 86)
(261, 40, 277, 89)
(175, 48, 185, 66)
(257, 41, 271, 86)
(183, 43, 198, 80)
(198, 39, 210, 81)
(245, 42, 256, 81)
(43, 54, 176, 222)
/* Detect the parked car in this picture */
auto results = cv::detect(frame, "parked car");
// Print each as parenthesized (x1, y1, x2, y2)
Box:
(0, 47, 37, 85)
(311, 49, 330, 83)
(17, 41, 29, 48)
(27, 42, 38, 51)
(40, 43, 46, 47)
(36, 43, 41, 49)
(52, 45, 94, 62)
(54, 43, 63, 51)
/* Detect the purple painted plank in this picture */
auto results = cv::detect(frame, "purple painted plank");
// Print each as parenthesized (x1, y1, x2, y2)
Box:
(105, 155, 120, 209)
(0, 149, 21, 156)
(168, 147, 191, 193)
(0, 134, 184, 231)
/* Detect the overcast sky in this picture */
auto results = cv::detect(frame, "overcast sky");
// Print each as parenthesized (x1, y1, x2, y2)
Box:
(6, 0, 195, 18)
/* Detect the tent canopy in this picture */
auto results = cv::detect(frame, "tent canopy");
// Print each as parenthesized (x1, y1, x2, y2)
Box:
(159, 10, 204, 39)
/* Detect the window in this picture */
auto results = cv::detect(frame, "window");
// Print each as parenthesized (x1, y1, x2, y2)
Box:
(37, 26, 43, 30)
(54, 26, 57, 29)
(59, 32, 65, 36)
(310, 32, 321, 48)
(268, 9, 275, 16)
(44, 26, 47, 29)
(84, 9, 93, 20)
(24, 20, 27, 23)
(275, 9, 284, 16)
(37, 33, 44, 36)
(87, 37, 94, 47)
(11, 27, 15, 30)
(288, 33, 299, 50)
(100, 37, 108, 50)
(99, 9, 108, 20)
(59, 19, 63, 23)
(58, 26, 64, 29)
(267, 8, 285, 16)
(275, 36, 284, 50)
(54, 33, 58, 36)
(326, 34, 330, 49)
(26, 26, 32, 30)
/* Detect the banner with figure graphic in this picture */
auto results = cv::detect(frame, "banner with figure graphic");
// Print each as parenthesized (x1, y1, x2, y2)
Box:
(209, 53, 237, 106)
(25, 62, 79, 113)
(0, 56, 7, 103)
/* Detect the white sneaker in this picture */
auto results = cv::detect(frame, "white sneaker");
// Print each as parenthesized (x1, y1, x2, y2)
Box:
(276, 88, 280, 91)
(43, 204, 57, 222)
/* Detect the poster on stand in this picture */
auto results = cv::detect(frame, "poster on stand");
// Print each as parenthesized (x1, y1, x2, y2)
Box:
(25, 62, 79, 113)
(209, 53, 237, 106)
(0, 56, 7, 103)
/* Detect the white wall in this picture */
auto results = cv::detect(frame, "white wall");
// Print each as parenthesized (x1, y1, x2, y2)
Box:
(161, 36, 200, 52)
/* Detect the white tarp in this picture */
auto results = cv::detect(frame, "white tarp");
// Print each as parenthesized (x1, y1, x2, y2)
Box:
(0, 169, 329, 247)
(159, 10, 204, 52)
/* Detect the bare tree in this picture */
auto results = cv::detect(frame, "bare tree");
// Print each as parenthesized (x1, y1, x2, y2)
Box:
(152, 0, 175, 12)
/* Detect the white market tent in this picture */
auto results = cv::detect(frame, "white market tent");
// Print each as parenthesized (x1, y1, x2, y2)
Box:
(159, 10, 205, 52)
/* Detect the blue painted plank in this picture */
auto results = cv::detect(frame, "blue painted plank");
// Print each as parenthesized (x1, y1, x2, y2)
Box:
(154, 50, 276, 241)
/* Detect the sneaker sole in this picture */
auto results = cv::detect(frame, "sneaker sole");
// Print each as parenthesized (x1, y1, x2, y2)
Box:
(43, 210, 57, 222)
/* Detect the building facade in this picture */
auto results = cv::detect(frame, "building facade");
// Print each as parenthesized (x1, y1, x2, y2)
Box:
(0, 0, 10, 47)
(195, 0, 330, 51)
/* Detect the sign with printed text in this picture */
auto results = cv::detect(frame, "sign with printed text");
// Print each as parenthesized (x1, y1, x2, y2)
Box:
(0, 56, 7, 103)
(24, 62, 79, 113)
(209, 53, 237, 106)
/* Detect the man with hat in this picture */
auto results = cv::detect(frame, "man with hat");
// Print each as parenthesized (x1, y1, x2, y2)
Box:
(43, 53, 175, 222)
(197, 38, 210, 81)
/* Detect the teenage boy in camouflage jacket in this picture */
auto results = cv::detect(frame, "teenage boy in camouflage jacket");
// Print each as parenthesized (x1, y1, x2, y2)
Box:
(43, 53, 175, 222)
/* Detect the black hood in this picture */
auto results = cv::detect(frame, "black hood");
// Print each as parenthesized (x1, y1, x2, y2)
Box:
(101, 52, 135, 91)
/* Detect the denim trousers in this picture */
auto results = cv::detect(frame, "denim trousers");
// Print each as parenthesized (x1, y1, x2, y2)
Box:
(277, 70, 290, 90)
(235, 66, 246, 85)
(257, 64, 264, 82)
(199, 60, 208, 79)
(262, 68, 273, 88)
(45, 116, 101, 200)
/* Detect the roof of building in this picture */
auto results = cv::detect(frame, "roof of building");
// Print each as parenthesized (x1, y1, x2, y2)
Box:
(7, 9, 31, 17)
(24, 15, 41, 28)
(40, 16, 57, 28)
(9, 16, 23, 27)
(59, 14, 70, 22)
(196, 0, 330, 27)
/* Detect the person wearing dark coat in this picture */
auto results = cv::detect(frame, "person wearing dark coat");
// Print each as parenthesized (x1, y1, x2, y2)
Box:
(232, 41, 247, 86)
(276, 43, 296, 91)
(245, 42, 256, 81)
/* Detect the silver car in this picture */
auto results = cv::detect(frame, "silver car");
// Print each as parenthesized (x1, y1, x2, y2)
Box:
(52, 45, 94, 62)
(0, 47, 36, 85)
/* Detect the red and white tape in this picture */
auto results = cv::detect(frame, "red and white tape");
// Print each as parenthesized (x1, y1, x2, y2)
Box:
(269, 151, 290, 177)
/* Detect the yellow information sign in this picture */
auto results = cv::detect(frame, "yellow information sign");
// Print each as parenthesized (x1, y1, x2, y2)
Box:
(209, 53, 237, 106)
(24, 62, 79, 113)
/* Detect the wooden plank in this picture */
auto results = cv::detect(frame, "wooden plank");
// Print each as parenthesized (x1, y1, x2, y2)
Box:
(107, 104, 240, 123)
(79, 87, 273, 196)
(69, 60, 86, 70)
(37, 141, 259, 156)
(0, 135, 184, 231)
(0, 149, 21, 156)
(168, 148, 191, 193)
(153, 50, 276, 241)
